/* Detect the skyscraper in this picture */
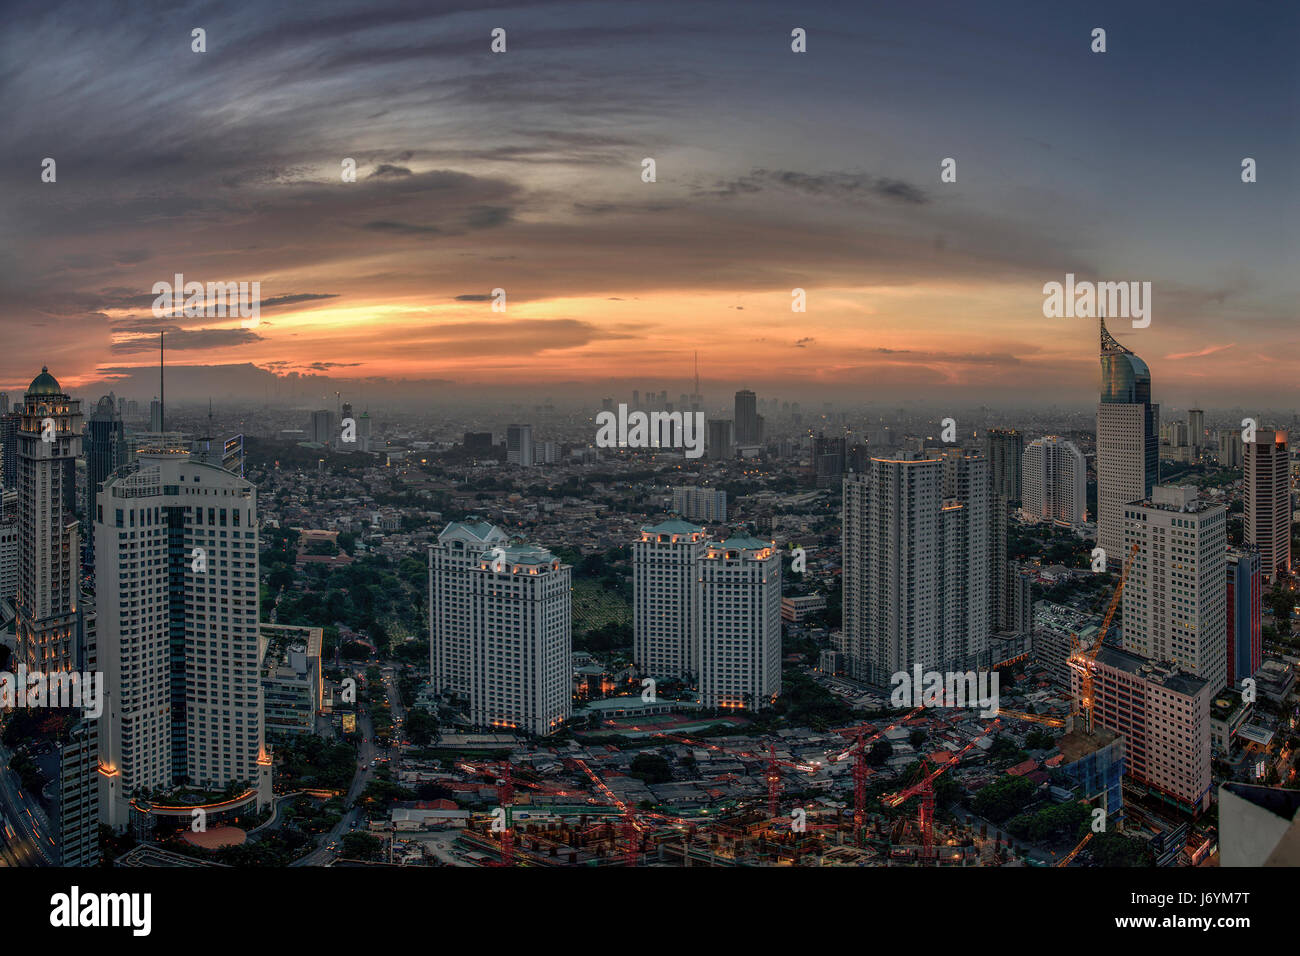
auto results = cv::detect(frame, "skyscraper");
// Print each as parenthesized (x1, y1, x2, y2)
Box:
(506, 423, 534, 466)
(1226, 548, 1262, 687)
(432, 522, 577, 735)
(84, 395, 129, 576)
(698, 535, 781, 710)
(1188, 408, 1205, 456)
(813, 433, 847, 488)
(734, 389, 760, 446)
(1021, 436, 1087, 528)
(309, 409, 333, 444)
(1244, 428, 1291, 581)
(706, 419, 733, 460)
(16, 367, 83, 672)
(429, 521, 508, 703)
(1096, 318, 1159, 564)
(633, 518, 707, 680)
(96, 451, 269, 829)
(670, 486, 727, 523)
(842, 454, 992, 683)
(0, 409, 18, 489)
(1121, 485, 1227, 694)
(984, 427, 1024, 502)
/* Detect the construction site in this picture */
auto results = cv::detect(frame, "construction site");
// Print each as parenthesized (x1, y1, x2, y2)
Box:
(378, 540, 1192, 868)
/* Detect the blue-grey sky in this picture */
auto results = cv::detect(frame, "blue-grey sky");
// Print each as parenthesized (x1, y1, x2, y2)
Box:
(1, 0, 1295, 406)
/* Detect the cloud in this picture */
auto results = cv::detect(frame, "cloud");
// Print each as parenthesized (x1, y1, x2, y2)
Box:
(704, 169, 929, 205)
(110, 329, 263, 353)
(1165, 343, 1235, 360)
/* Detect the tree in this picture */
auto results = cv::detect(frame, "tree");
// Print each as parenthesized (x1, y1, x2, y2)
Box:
(629, 752, 673, 785)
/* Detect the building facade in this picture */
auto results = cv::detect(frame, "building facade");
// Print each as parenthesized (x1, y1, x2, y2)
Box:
(15, 367, 82, 673)
(96, 451, 268, 829)
(670, 486, 727, 523)
(1021, 436, 1087, 528)
(429, 521, 508, 703)
(1121, 485, 1228, 695)
(1244, 428, 1291, 581)
(1074, 645, 1213, 813)
(697, 535, 781, 710)
(1096, 319, 1160, 565)
(984, 427, 1024, 502)
(466, 541, 571, 735)
(842, 454, 992, 683)
(1226, 548, 1262, 687)
(633, 518, 706, 680)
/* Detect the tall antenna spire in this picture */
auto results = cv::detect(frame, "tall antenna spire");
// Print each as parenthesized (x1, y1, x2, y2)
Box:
(160, 331, 165, 431)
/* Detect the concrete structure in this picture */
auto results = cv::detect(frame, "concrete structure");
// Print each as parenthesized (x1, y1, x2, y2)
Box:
(983, 427, 1023, 502)
(1219, 783, 1300, 866)
(309, 409, 333, 444)
(671, 486, 726, 523)
(1096, 318, 1160, 566)
(465, 539, 571, 735)
(1073, 644, 1213, 813)
(261, 624, 324, 738)
(84, 395, 129, 575)
(1021, 436, 1086, 528)
(506, 424, 534, 466)
(0, 518, 16, 605)
(1226, 548, 1262, 687)
(1245, 428, 1291, 581)
(15, 367, 83, 672)
(429, 521, 508, 703)
(706, 419, 733, 461)
(1122, 485, 1228, 694)
(633, 518, 706, 680)
(842, 454, 992, 683)
(95, 451, 269, 830)
(781, 593, 827, 623)
(698, 535, 781, 710)
(1034, 601, 1103, 688)
(733, 390, 761, 446)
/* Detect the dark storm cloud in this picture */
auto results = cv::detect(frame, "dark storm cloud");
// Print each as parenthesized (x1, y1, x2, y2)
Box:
(110, 329, 263, 353)
(704, 169, 930, 205)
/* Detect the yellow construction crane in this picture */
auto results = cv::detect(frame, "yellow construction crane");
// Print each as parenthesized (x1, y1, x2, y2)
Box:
(1057, 830, 1094, 867)
(1070, 542, 1140, 734)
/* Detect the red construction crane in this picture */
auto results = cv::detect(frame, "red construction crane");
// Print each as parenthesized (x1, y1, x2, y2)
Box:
(458, 760, 590, 866)
(573, 758, 645, 867)
(829, 707, 925, 844)
(881, 721, 999, 861)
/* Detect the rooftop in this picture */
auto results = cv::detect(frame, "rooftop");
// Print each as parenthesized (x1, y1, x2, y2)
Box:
(1092, 644, 1208, 696)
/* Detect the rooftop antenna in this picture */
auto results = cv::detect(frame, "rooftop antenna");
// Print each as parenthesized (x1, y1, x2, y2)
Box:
(160, 331, 165, 431)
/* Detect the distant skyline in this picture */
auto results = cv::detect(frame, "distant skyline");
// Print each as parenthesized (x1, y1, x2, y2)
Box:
(2, 0, 1296, 407)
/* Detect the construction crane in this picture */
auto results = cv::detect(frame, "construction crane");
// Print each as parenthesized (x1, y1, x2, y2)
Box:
(654, 733, 819, 820)
(1057, 830, 1094, 867)
(881, 721, 999, 861)
(829, 707, 925, 844)
(1070, 541, 1140, 733)
(457, 761, 590, 866)
(573, 758, 644, 867)
(997, 709, 1066, 728)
